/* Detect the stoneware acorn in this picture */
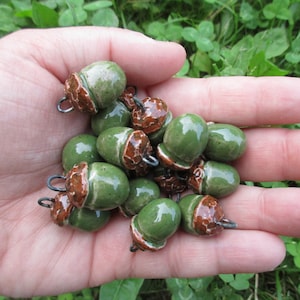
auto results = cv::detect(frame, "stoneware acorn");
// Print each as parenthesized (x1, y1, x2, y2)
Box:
(153, 166, 188, 196)
(188, 159, 240, 198)
(204, 123, 246, 162)
(157, 113, 208, 170)
(130, 198, 181, 251)
(120, 178, 161, 217)
(96, 126, 158, 176)
(131, 97, 173, 144)
(62, 133, 102, 172)
(91, 100, 131, 135)
(38, 192, 111, 232)
(178, 194, 237, 236)
(48, 161, 130, 210)
(57, 61, 126, 114)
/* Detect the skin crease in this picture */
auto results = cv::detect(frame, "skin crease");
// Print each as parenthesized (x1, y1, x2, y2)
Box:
(0, 26, 300, 297)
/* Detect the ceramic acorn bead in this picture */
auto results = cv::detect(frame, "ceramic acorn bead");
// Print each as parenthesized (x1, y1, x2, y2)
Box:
(131, 96, 173, 145)
(157, 113, 208, 171)
(204, 123, 247, 162)
(96, 126, 159, 177)
(130, 198, 182, 251)
(38, 192, 111, 232)
(57, 61, 127, 114)
(91, 100, 131, 135)
(188, 158, 240, 198)
(120, 178, 161, 217)
(47, 161, 130, 210)
(153, 166, 188, 196)
(178, 194, 237, 236)
(62, 133, 103, 172)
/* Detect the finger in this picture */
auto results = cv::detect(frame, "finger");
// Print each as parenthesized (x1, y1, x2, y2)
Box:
(4, 27, 186, 86)
(233, 127, 300, 181)
(149, 76, 300, 126)
(220, 185, 300, 237)
(90, 219, 285, 285)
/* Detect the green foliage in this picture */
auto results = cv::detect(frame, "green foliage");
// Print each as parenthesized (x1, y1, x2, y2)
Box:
(1, 0, 300, 299)
(99, 278, 144, 300)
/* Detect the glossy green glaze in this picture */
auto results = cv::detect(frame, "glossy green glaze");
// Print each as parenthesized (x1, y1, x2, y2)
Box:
(80, 61, 126, 110)
(162, 113, 208, 162)
(131, 198, 181, 250)
(62, 134, 102, 172)
(178, 194, 203, 235)
(204, 123, 246, 162)
(91, 101, 131, 135)
(120, 178, 160, 217)
(135, 198, 181, 241)
(202, 160, 240, 198)
(85, 162, 130, 210)
(96, 127, 133, 168)
(68, 207, 110, 232)
(148, 111, 172, 145)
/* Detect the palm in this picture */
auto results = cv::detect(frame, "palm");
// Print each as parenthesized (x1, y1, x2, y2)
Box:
(1, 27, 300, 298)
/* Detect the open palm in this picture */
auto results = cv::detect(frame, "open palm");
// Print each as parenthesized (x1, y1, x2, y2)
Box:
(1, 27, 300, 298)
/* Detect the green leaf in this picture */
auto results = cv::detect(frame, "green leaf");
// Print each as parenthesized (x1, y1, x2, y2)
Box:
(248, 52, 288, 76)
(91, 8, 119, 27)
(263, 0, 292, 21)
(219, 274, 234, 283)
(99, 278, 144, 300)
(58, 7, 87, 26)
(165, 24, 182, 41)
(165, 278, 197, 300)
(190, 50, 212, 75)
(31, 1, 58, 28)
(220, 35, 255, 75)
(146, 21, 165, 39)
(254, 28, 289, 58)
(83, 1, 112, 11)
(188, 277, 214, 292)
(197, 20, 214, 38)
(182, 26, 199, 42)
(175, 59, 190, 77)
(229, 279, 250, 291)
(196, 36, 214, 52)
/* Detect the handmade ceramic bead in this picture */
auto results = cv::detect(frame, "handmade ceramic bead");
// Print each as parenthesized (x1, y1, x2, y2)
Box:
(59, 61, 126, 114)
(131, 97, 172, 144)
(96, 126, 157, 176)
(153, 166, 188, 195)
(65, 161, 130, 210)
(130, 198, 181, 251)
(62, 134, 102, 172)
(38, 192, 110, 232)
(91, 100, 131, 135)
(178, 194, 237, 236)
(120, 178, 160, 217)
(157, 113, 208, 170)
(204, 123, 246, 162)
(188, 159, 240, 198)
(68, 206, 111, 232)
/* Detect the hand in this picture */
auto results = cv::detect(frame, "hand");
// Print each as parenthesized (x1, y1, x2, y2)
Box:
(1, 27, 299, 298)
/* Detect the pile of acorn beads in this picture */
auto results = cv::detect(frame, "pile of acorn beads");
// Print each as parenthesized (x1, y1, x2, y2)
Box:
(38, 61, 246, 252)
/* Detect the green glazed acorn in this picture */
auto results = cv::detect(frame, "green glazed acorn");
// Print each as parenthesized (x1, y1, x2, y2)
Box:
(178, 194, 237, 236)
(130, 198, 181, 251)
(96, 126, 157, 176)
(91, 100, 131, 135)
(204, 123, 246, 162)
(62, 134, 102, 172)
(120, 178, 161, 217)
(157, 113, 208, 170)
(65, 161, 130, 210)
(59, 61, 126, 114)
(68, 206, 111, 232)
(188, 159, 240, 198)
(38, 192, 110, 232)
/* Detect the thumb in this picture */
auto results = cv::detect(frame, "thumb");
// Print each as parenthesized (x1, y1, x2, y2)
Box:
(5, 26, 186, 86)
